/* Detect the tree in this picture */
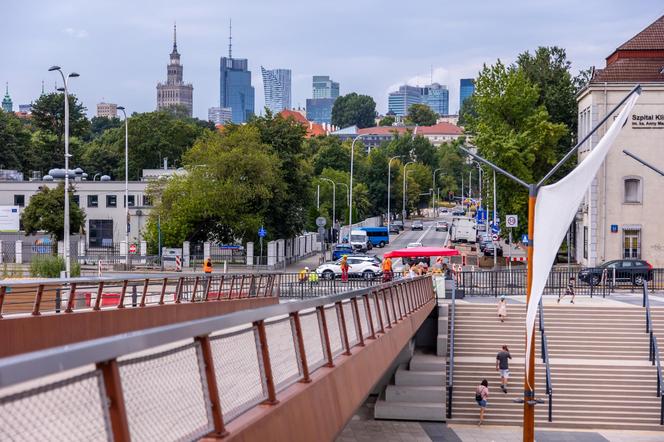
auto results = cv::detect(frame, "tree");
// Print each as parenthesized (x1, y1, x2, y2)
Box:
(31, 93, 90, 141)
(458, 95, 477, 127)
(331, 93, 376, 129)
(386, 132, 437, 168)
(406, 103, 437, 126)
(0, 110, 32, 173)
(310, 136, 350, 175)
(574, 67, 593, 93)
(378, 115, 395, 127)
(87, 116, 123, 140)
(21, 183, 85, 240)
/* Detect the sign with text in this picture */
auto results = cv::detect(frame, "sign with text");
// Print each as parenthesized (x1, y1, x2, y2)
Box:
(631, 113, 664, 129)
(0, 206, 19, 232)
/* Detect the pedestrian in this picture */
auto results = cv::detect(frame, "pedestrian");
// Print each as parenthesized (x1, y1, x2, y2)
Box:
(475, 379, 489, 426)
(382, 257, 393, 282)
(558, 276, 576, 304)
(496, 345, 512, 393)
(308, 270, 319, 284)
(298, 267, 310, 283)
(497, 295, 507, 323)
(203, 257, 213, 274)
(408, 264, 418, 279)
(340, 255, 349, 282)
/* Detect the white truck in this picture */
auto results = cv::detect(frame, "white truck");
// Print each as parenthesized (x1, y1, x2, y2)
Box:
(349, 229, 372, 252)
(450, 217, 477, 243)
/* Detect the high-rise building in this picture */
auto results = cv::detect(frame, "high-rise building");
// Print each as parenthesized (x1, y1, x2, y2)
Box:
(18, 104, 32, 114)
(208, 106, 233, 124)
(156, 24, 194, 117)
(459, 78, 475, 109)
(2, 83, 13, 113)
(261, 67, 292, 114)
(388, 85, 422, 116)
(422, 83, 449, 115)
(219, 21, 254, 123)
(96, 102, 118, 118)
(312, 75, 339, 99)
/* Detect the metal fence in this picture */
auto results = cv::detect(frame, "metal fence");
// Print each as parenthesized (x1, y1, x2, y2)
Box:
(455, 266, 664, 296)
(0, 276, 434, 441)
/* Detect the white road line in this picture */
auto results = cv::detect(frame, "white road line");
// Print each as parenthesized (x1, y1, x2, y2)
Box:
(416, 224, 433, 244)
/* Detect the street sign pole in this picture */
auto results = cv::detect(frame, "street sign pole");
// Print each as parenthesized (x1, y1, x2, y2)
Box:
(509, 229, 512, 270)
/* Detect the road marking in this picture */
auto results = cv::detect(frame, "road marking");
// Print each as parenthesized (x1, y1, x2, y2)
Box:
(416, 224, 433, 244)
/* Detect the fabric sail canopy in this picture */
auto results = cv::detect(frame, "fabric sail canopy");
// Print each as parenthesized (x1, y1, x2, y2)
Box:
(524, 91, 641, 383)
(383, 247, 460, 258)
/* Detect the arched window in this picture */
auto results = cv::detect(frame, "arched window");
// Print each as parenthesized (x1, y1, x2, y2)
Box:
(623, 177, 642, 204)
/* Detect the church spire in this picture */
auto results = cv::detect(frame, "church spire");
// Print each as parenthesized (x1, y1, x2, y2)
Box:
(172, 22, 178, 53)
(2, 82, 13, 113)
(228, 19, 232, 59)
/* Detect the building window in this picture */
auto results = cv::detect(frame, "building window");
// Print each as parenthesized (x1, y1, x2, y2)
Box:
(623, 177, 642, 204)
(13, 195, 25, 207)
(583, 226, 588, 260)
(73, 195, 80, 206)
(623, 229, 641, 259)
(124, 195, 135, 207)
(89, 219, 114, 248)
(143, 195, 153, 207)
(106, 195, 117, 208)
(87, 195, 98, 208)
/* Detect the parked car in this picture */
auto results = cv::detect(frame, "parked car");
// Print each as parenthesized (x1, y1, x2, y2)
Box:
(482, 241, 503, 257)
(389, 224, 401, 234)
(412, 220, 424, 231)
(393, 220, 405, 231)
(332, 244, 354, 260)
(435, 221, 449, 232)
(578, 259, 653, 286)
(407, 242, 423, 248)
(315, 255, 382, 280)
(452, 209, 466, 216)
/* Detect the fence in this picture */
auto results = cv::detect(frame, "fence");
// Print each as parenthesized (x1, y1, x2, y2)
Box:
(455, 266, 664, 296)
(278, 273, 384, 299)
(0, 276, 433, 441)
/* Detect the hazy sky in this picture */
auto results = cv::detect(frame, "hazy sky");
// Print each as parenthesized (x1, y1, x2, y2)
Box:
(2, 1, 662, 120)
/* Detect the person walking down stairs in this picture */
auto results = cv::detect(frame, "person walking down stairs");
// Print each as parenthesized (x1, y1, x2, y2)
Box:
(558, 276, 576, 304)
(475, 379, 489, 426)
(497, 295, 507, 322)
(496, 345, 512, 394)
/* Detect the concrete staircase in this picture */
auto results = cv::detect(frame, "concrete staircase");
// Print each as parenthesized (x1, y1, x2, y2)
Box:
(374, 305, 448, 421)
(449, 302, 663, 431)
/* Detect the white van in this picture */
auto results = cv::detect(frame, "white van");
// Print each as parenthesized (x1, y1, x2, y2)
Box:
(450, 217, 476, 243)
(350, 229, 372, 252)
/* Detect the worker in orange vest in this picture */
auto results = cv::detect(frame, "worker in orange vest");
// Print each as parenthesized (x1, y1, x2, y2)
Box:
(382, 257, 393, 282)
(203, 257, 213, 274)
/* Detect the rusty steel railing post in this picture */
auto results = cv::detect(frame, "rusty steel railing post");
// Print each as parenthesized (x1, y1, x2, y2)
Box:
(174, 277, 185, 303)
(191, 276, 200, 302)
(396, 284, 405, 317)
(93, 281, 105, 311)
(64, 282, 77, 313)
(0, 285, 6, 319)
(404, 283, 413, 313)
(97, 359, 130, 441)
(238, 275, 247, 299)
(215, 275, 225, 301)
(158, 278, 168, 305)
(351, 297, 365, 347)
(291, 312, 312, 383)
(117, 280, 129, 309)
(317, 306, 335, 367)
(363, 294, 376, 339)
(195, 335, 229, 438)
(373, 290, 385, 334)
(139, 279, 149, 307)
(203, 275, 212, 301)
(393, 285, 403, 320)
(228, 275, 236, 299)
(255, 320, 279, 405)
(31, 284, 45, 316)
(382, 290, 392, 328)
(336, 301, 352, 355)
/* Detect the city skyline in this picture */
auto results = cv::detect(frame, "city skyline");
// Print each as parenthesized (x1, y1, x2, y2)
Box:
(1, 1, 661, 120)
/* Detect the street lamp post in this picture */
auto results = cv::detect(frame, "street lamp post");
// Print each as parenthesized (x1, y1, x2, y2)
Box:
(387, 155, 402, 231)
(349, 134, 371, 227)
(48, 66, 79, 278)
(337, 182, 350, 243)
(432, 168, 442, 218)
(117, 106, 129, 268)
(402, 161, 415, 221)
(320, 178, 336, 242)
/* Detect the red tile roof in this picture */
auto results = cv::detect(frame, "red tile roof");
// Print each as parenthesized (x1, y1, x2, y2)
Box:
(357, 122, 462, 136)
(278, 109, 328, 138)
(617, 14, 664, 51)
(593, 58, 664, 83)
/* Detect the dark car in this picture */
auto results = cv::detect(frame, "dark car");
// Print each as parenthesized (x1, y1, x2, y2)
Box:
(332, 244, 353, 260)
(412, 220, 424, 231)
(435, 221, 449, 232)
(452, 209, 466, 216)
(578, 259, 653, 286)
(482, 241, 503, 257)
(389, 224, 401, 234)
(392, 220, 405, 231)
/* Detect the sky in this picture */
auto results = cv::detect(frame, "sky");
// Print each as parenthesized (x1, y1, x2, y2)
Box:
(1, 1, 662, 120)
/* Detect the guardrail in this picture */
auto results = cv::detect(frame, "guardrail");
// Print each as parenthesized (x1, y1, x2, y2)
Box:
(538, 300, 553, 422)
(0, 276, 434, 441)
(446, 280, 456, 419)
(642, 281, 664, 425)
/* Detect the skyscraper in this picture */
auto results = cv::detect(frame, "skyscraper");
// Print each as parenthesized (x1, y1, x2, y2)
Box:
(97, 102, 118, 118)
(2, 83, 13, 113)
(459, 78, 475, 110)
(261, 67, 292, 114)
(208, 107, 232, 125)
(220, 21, 255, 123)
(156, 24, 194, 117)
(388, 85, 423, 116)
(422, 83, 449, 115)
(307, 75, 340, 124)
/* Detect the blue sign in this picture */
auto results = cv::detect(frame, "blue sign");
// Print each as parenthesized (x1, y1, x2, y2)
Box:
(476, 209, 487, 225)
(258, 226, 267, 238)
(611, 224, 618, 233)
(491, 223, 500, 234)
(521, 234, 529, 245)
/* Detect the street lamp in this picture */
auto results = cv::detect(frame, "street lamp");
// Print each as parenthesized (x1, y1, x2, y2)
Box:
(402, 161, 415, 221)
(349, 133, 372, 227)
(117, 106, 129, 266)
(387, 155, 402, 232)
(320, 178, 336, 242)
(432, 168, 443, 218)
(48, 66, 79, 278)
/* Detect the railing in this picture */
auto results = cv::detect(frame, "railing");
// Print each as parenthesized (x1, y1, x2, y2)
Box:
(642, 281, 664, 425)
(538, 300, 553, 422)
(446, 279, 456, 419)
(0, 276, 435, 441)
(279, 274, 384, 299)
(0, 273, 279, 317)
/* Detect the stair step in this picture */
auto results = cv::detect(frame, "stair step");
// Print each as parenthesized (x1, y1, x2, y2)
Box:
(385, 385, 444, 402)
(395, 366, 445, 386)
(410, 353, 446, 371)
(374, 399, 445, 421)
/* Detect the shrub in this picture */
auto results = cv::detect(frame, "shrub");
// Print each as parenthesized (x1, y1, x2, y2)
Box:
(30, 256, 81, 278)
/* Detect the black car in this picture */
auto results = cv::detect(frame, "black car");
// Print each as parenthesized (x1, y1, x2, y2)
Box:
(483, 242, 503, 257)
(452, 209, 466, 216)
(578, 259, 653, 286)
(389, 224, 401, 234)
(412, 220, 424, 231)
(392, 220, 405, 231)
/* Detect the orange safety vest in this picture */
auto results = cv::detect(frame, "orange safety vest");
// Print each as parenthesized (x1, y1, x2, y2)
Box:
(203, 259, 213, 273)
(382, 259, 392, 272)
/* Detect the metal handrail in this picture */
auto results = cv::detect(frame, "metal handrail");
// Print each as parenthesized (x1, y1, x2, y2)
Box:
(539, 300, 553, 422)
(446, 280, 456, 419)
(642, 281, 664, 424)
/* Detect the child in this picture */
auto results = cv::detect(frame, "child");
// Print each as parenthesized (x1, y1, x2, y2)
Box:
(497, 295, 507, 322)
(558, 276, 576, 304)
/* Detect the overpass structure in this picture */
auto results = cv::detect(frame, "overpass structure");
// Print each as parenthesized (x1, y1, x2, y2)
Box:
(0, 274, 436, 441)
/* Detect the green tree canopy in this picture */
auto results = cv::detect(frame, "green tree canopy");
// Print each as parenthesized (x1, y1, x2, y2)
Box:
(310, 136, 350, 175)
(31, 93, 90, 141)
(0, 110, 32, 173)
(87, 116, 123, 141)
(21, 183, 85, 240)
(405, 103, 438, 126)
(331, 93, 376, 129)
(378, 115, 395, 127)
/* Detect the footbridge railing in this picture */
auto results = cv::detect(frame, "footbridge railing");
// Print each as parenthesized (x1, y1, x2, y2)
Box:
(0, 276, 434, 441)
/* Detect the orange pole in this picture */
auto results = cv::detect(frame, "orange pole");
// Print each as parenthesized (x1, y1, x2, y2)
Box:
(523, 187, 536, 442)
